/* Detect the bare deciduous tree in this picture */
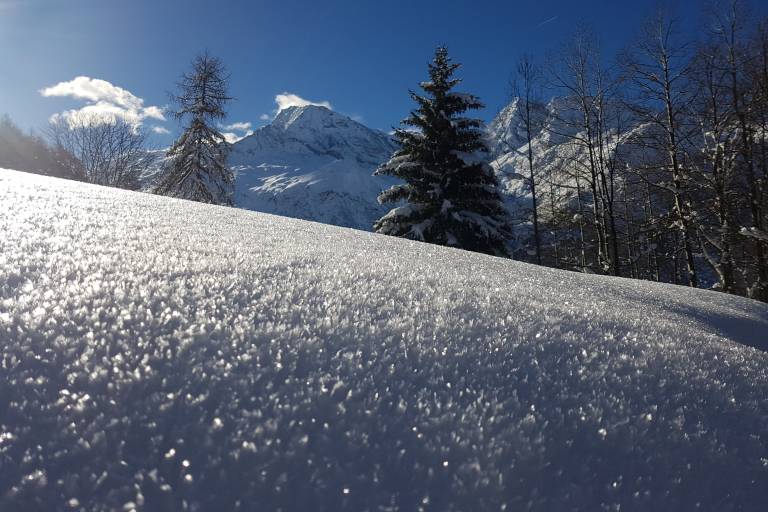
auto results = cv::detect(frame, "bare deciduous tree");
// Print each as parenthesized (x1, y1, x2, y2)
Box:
(622, 12, 700, 287)
(512, 55, 545, 264)
(546, 29, 623, 276)
(48, 114, 153, 190)
(502, 3, 768, 302)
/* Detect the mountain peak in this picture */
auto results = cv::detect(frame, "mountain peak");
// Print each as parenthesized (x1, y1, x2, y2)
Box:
(272, 104, 338, 131)
(487, 97, 547, 157)
(227, 102, 398, 230)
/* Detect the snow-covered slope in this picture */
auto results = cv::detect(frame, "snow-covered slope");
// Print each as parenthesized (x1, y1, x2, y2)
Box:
(1, 169, 768, 511)
(228, 105, 397, 230)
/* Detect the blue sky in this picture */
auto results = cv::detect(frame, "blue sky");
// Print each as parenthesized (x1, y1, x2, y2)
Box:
(1, 0, 763, 141)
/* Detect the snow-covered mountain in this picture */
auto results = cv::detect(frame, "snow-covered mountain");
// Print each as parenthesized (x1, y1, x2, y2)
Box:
(228, 105, 398, 230)
(487, 97, 650, 244)
(145, 99, 643, 244)
(222, 98, 602, 238)
(2, 169, 767, 510)
(490, 96, 596, 186)
(486, 97, 547, 158)
(223, 100, 551, 234)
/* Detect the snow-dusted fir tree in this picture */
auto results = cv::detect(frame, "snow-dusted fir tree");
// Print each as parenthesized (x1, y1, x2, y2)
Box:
(156, 53, 233, 205)
(374, 47, 511, 256)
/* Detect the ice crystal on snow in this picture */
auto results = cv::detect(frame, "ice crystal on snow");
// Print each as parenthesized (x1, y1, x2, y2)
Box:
(0, 169, 767, 510)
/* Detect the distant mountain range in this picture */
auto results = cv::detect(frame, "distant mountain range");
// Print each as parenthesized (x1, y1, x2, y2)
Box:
(146, 100, 642, 237)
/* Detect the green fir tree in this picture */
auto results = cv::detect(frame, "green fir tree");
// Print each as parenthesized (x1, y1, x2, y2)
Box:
(374, 47, 511, 256)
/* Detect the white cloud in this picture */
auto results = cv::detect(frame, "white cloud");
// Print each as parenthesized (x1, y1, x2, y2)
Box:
(151, 126, 171, 135)
(220, 121, 252, 132)
(218, 120, 254, 143)
(40, 76, 165, 128)
(274, 92, 332, 112)
(222, 131, 254, 144)
(259, 114, 271, 121)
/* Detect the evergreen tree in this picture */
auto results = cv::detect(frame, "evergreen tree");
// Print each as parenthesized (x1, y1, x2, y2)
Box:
(374, 47, 511, 256)
(156, 53, 233, 204)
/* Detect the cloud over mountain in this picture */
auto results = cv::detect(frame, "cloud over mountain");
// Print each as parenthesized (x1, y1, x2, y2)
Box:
(219, 120, 254, 143)
(274, 92, 332, 112)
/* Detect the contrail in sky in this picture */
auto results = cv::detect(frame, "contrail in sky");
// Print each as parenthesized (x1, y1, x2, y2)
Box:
(534, 16, 559, 29)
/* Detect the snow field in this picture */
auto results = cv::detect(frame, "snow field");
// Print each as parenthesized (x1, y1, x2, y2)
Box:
(1, 169, 767, 511)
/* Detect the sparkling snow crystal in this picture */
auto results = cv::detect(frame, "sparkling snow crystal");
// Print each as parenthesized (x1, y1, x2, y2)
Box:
(1, 169, 767, 511)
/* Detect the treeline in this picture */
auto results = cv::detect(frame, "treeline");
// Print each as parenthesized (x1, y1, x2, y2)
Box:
(0, 114, 155, 190)
(0, 116, 74, 179)
(507, 2, 768, 302)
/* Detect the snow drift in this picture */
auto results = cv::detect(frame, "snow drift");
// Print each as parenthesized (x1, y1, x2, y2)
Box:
(1, 169, 767, 511)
